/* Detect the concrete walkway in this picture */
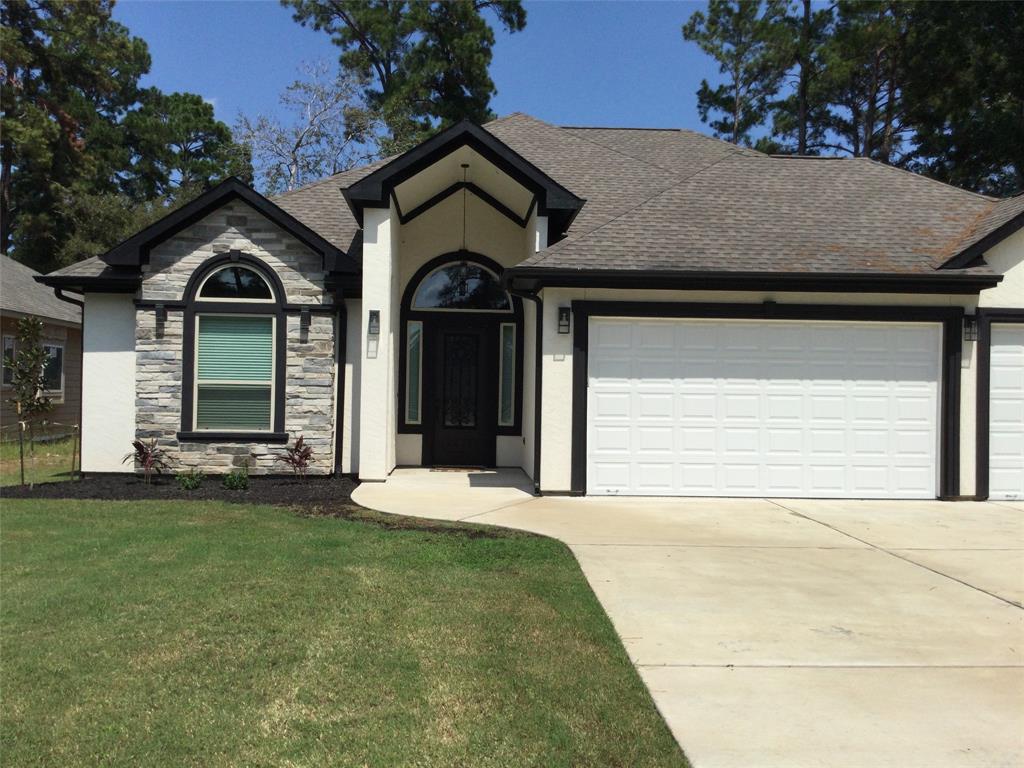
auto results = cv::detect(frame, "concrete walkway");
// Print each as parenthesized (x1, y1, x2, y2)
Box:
(352, 470, 1024, 768)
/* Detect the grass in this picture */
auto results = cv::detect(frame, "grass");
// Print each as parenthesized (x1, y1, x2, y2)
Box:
(0, 435, 78, 487)
(1, 500, 688, 768)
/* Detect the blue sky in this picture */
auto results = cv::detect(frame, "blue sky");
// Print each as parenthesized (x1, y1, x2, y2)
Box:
(113, 0, 719, 131)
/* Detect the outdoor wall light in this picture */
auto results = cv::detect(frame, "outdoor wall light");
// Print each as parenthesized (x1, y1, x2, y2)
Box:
(963, 315, 979, 342)
(154, 304, 167, 323)
(299, 307, 311, 332)
(557, 306, 571, 334)
(368, 309, 381, 336)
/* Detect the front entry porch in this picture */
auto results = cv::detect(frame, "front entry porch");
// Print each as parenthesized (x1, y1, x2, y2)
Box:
(352, 467, 536, 520)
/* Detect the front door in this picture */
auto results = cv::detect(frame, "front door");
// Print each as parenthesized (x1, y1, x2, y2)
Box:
(426, 323, 497, 467)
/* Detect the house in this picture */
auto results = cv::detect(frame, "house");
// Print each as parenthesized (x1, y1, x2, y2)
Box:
(37, 113, 1024, 500)
(2, 255, 83, 439)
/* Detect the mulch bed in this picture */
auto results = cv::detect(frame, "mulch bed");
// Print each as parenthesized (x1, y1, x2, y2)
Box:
(2, 473, 513, 539)
(2, 472, 358, 506)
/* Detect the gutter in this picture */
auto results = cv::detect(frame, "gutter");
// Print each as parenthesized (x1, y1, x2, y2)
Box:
(509, 287, 542, 495)
(505, 268, 1003, 295)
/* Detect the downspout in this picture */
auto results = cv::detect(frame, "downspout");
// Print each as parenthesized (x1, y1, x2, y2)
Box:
(510, 287, 542, 494)
(52, 288, 85, 472)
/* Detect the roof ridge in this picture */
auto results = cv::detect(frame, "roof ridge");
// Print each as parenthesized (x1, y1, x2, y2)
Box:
(559, 126, 691, 178)
(531, 150, 750, 268)
(851, 156, 995, 201)
(562, 125, 682, 132)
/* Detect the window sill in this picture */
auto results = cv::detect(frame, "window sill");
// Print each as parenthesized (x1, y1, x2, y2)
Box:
(177, 430, 289, 443)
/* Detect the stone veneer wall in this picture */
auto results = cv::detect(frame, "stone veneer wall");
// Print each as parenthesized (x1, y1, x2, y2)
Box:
(135, 200, 338, 475)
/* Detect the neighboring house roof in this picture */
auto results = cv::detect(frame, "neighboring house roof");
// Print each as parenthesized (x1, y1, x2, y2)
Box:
(1, 255, 81, 325)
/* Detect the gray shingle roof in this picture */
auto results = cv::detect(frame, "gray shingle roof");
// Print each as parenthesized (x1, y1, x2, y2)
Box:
(272, 112, 1005, 278)
(42, 113, 1014, 282)
(523, 154, 995, 274)
(951, 193, 1024, 258)
(1, 256, 81, 324)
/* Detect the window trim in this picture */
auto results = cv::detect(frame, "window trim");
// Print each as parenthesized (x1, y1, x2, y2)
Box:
(2, 335, 14, 388)
(196, 264, 276, 303)
(498, 322, 516, 427)
(192, 313, 276, 434)
(405, 320, 423, 425)
(41, 341, 65, 398)
(178, 254, 288, 441)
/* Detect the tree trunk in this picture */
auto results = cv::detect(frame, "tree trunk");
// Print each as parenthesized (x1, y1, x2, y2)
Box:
(1, 135, 12, 254)
(797, 0, 811, 154)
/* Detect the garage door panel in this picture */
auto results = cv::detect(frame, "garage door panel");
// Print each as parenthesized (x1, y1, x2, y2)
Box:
(989, 324, 1024, 500)
(587, 318, 941, 498)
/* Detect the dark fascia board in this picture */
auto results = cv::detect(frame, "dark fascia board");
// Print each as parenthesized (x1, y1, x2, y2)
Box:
(342, 120, 585, 227)
(504, 267, 1002, 294)
(942, 206, 1024, 270)
(101, 177, 357, 274)
(34, 273, 141, 294)
(398, 181, 532, 228)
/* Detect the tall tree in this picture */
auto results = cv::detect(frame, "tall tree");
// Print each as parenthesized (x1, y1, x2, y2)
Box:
(813, 1, 912, 163)
(682, 0, 787, 146)
(282, 0, 526, 152)
(902, 1, 1024, 195)
(1, 0, 148, 269)
(236, 62, 380, 194)
(1, 0, 251, 273)
(767, 0, 833, 154)
(124, 90, 252, 200)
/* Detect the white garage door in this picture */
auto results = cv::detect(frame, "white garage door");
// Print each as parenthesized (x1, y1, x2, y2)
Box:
(989, 324, 1024, 501)
(587, 318, 942, 498)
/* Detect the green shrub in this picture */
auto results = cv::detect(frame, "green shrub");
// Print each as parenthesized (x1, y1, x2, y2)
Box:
(222, 467, 249, 491)
(176, 469, 204, 491)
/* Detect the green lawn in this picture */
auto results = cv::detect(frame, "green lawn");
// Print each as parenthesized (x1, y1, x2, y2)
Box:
(0, 436, 78, 487)
(1, 500, 687, 768)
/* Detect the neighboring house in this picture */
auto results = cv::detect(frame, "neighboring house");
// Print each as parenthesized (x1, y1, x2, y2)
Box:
(2, 255, 83, 437)
(38, 114, 1024, 500)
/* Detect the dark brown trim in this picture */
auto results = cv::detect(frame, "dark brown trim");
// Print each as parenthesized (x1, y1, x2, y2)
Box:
(342, 120, 584, 237)
(177, 431, 289, 443)
(397, 252, 524, 442)
(100, 177, 355, 274)
(974, 308, 1024, 500)
(180, 254, 288, 436)
(506, 267, 1000, 295)
(942, 208, 1024, 269)
(36, 274, 141, 293)
(398, 181, 530, 227)
(569, 301, 963, 498)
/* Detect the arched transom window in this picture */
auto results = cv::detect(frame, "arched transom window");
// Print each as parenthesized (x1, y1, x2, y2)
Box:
(412, 261, 512, 312)
(197, 265, 274, 302)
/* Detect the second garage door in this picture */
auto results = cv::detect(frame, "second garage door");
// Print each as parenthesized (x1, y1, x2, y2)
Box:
(587, 318, 942, 498)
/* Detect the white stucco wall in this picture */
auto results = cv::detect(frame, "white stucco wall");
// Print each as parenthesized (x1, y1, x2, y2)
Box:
(978, 227, 1024, 308)
(340, 299, 362, 474)
(369, 195, 538, 473)
(81, 294, 136, 472)
(358, 206, 400, 480)
(537, 287, 986, 494)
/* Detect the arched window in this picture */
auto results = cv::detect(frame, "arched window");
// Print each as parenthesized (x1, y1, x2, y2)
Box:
(181, 256, 285, 438)
(197, 265, 274, 301)
(412, 261, 512, 312)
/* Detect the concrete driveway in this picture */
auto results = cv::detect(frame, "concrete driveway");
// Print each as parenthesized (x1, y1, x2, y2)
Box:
(354, 472, 1024, 768)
